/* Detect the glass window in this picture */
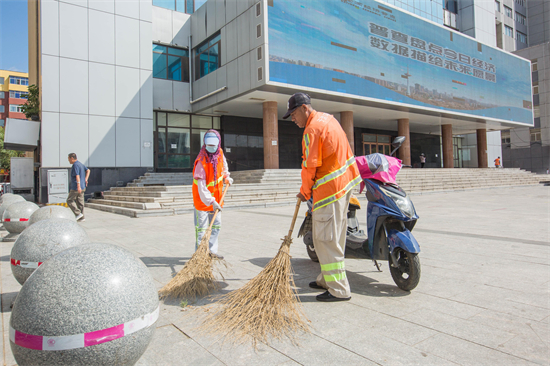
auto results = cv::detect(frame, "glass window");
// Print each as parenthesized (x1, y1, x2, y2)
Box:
(168, 113, 190, 127)
(153, 44, 189, 82)
(193, 115, 212, 129)
(0, 92, 3, 99)
(504, 5, 512, 17)
(505, 25, 513, 37)
(9, 91, 28, 99)
(0, 120, 4, 127)
(194, 32, 221, 80)
(532, 59, 538, 71)
(9, 105, 23, 113)
(213, 117, 220, 129)
(152, 0, 175, 10)
(516, 31, 527, 44)
(0, 77, 4, 85)
(156, 112, 167, 127)
(9, 76, 28, 86)
(515, 12, 526, 25)
(363, 134, 376, 142)
(0, 106, 4, 113)
(495, 0, 500, 12)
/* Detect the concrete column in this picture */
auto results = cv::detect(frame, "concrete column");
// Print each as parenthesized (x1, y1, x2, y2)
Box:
(262, 101, 279, 169)
(397, 118, 411, 166)
(340, 111, 355, 154)
(441, 124, 454, 168)
(476, 128, 488, 168)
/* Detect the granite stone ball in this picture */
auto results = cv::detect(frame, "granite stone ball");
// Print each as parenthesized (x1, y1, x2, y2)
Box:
(10, 218, 89, 285)
(10, 243, 159, 366)
(29, 206, 76, 226)
(0, 195, 26, 222)
(0, 193, 15, 204)
(3, 201, 39, 234)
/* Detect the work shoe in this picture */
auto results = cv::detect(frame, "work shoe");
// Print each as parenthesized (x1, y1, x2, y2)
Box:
(210, 253, 224, 260)
(75, 213, 84, 221)
(316, 290, 351, 302)
(309, 281, 326, 290)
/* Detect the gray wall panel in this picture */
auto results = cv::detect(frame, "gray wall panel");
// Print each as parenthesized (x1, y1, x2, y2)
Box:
(115, 117, 141, 167)
(237, 13, 250, 56)
(215, 0, 226, 32)
(236, 0, 248, 16)
(140, 119, 154, 167)
(153, 78, 174, 110)
(225, 19, 238, 63)
(172, 11, 191, 46)
(207, 0, 216, 36)
(88, 115, 116, 167)
(226, 0, 237, 23)
(226, 59, 239, 98)
(41, 112, 60, 168)
(60, 113, 89, 166)
(215, 63, 228, 103)
(152, 6, 173, 43)
(173, 81, 191, 111)
(237, 53, 251, 94)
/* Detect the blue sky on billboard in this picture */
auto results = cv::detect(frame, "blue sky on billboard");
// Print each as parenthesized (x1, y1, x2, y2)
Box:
(268, 0, 532, 124)
(0, 0, 28, 73)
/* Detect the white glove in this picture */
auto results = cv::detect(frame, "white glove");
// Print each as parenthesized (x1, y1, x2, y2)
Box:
(225, 177, 234, 185)
(212, 200, 222, 212)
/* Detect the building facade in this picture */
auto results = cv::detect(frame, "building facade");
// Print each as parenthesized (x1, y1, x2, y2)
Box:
(0, 70, 29, 128)
(28, 0, 533, 203)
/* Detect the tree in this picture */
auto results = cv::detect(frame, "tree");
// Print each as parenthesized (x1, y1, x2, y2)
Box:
(0, 128, 25, 170)
(20, 84, 40, 121)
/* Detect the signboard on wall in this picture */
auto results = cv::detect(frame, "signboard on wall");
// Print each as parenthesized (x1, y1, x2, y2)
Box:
(268, 0, 533, 125)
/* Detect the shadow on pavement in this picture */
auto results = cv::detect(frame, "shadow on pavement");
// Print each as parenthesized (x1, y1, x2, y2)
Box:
(1, 291, 19, 313)
(140, 256, 191, 276)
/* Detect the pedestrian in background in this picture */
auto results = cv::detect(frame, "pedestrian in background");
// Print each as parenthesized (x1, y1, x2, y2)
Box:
(494, 156, 501, 168)
(192, 130, 233, 260)
(67, 153, 90, 222)
(284, 92, 361, 302)
(420, 153, 426, 168)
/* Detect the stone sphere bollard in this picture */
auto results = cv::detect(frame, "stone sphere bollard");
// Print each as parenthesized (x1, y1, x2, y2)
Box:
(29, 206, 76, 226)
(10, 218, 89, 285)
(2, 201, 39, 241)
(10, 243, 159, 366)
(0, 195, 26, 223)
(0, 193, 15, 204)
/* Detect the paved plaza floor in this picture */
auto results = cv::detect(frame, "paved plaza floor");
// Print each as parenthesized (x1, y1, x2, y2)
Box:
(0, 185, 548, 365)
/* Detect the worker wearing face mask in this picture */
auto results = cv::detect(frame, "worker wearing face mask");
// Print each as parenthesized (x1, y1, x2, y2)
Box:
(192, 129, 233, 259)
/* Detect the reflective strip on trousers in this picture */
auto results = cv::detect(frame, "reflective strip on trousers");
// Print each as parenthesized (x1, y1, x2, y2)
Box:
(313, 175, 362, 211)
(320, 261, 345, 272)
(323, 272, 347, 283)
(312, 156, 357, 190)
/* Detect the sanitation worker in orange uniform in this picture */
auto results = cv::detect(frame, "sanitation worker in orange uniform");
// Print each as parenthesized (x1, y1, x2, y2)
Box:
(192, 130, 232, 260)
(283, 93, 361, 302)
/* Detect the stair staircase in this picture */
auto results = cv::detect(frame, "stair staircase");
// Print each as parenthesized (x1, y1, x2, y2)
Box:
(85, 168, 545, 218)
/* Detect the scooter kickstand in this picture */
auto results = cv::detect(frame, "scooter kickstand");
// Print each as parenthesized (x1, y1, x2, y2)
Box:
(373, 260, 382, 272)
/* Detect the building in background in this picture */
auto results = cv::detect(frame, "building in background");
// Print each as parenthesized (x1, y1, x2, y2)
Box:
(28, 0, 534, 203)
(0, 70, 29, 127)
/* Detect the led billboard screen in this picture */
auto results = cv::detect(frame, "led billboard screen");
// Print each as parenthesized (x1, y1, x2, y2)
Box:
(268, 0, 533, 125)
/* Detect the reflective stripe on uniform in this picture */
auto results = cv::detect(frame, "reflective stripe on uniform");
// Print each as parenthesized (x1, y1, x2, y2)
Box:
(193, 175, 224, 188)
(312, 175, 361, 211)
(324, 272, 347, 282)
(303, 133, 311, 168)
(320, 261, 345, 272)
(312, 156, 357, 190)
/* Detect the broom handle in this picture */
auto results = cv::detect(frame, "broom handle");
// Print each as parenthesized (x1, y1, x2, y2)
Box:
(286, 198, 302, 238)
(207, 183, 230, 231)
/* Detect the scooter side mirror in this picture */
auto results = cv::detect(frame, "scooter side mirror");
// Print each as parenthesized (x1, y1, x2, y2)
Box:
(392, 136, 406, 147)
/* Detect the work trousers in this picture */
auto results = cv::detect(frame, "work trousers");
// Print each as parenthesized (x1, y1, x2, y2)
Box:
(194, 209, 221, 254)
(67, 189, 86, 216)
(313, 190, 352, 298)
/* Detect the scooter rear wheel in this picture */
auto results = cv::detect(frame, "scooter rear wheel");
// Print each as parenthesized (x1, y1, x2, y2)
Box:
(389, 249, 421, 291)
(306, 244, 319, 263)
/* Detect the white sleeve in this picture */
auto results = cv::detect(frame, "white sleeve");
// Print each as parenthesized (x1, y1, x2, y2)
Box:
(223, 154, 230, 178)
(196, 179, 215, 206)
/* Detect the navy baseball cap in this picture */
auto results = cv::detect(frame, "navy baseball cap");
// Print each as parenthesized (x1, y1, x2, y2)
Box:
(283, 93, 311, 119)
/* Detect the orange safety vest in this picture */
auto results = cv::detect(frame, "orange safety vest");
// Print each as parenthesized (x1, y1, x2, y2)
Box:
(300, 111, 361, 211)
(192, 152, 225, 211)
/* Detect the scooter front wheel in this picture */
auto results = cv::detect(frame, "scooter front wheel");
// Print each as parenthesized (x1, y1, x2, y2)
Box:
(389, 249, 421, 291)
(306, 244, 319, 263)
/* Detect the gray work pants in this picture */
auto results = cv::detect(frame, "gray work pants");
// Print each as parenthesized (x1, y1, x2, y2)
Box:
(67, 189, 85, 216)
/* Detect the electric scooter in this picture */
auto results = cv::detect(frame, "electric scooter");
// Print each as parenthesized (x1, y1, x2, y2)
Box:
(298, 136, 421, 291)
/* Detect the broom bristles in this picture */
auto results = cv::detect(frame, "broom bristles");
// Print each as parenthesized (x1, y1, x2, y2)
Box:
(198, 235, 310, 346)
(159, 228, 225, 299)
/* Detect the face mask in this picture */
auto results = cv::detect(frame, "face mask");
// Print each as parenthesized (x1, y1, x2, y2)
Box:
(206, 145, 218, 153)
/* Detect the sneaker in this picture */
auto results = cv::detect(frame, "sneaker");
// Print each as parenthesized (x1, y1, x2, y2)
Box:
(309, 281, 326, 290)
(210, 253, 224, 260)
(316, 290, 351, 302)
(75, 213, 84, 221)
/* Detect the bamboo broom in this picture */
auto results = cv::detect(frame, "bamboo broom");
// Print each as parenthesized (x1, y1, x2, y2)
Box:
(159, 184, 229, 299)
(199, 198, 310, 345)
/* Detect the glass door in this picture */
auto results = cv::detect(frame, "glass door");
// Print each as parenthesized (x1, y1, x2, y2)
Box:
(155, 112, 191, 170)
